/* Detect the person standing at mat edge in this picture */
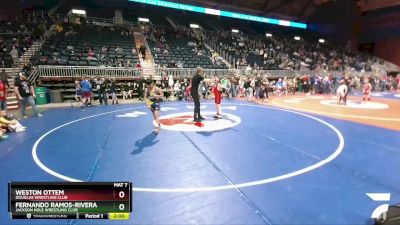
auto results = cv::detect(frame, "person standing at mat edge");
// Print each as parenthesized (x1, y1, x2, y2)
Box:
(0, 79, 7, 111)
(0, 69, 9, 88)
(336, 80, 348, 105)
(80, 76, 92, 108)
(212, 77, 223, 119)
(14, 73, 42, 118)
(0, 69, 9, 110)
(191, 67, 205, 122)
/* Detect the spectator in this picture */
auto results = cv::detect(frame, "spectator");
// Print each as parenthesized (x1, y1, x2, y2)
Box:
(0, 69, 10, 110)
(139, 44, 146, 60)
(101, 46, 108, 54)
(10, 46, 19, 65)
(0, 78, 7, 110)
(125, 60, 132, 67)
(0, 69, 9, 88)
(238, 76, 245, 97)
(97, 77, 107, 105)
(255, 76, 261, 99)
(87, 48, 97, 61)
(261, 78, 270, 101)
(244, 78, 252, 101)
(14, 73, 42, 118)
(107, 78, 118, 104)
(162, 49, 169, 55)
(80, 76, 92, 108)
(74, 80, 83, 105)
(115, 46, 123, 55)
(173, 80, 181, 97)
(0, 110, 26, 132)
(135, 62, 142, 76)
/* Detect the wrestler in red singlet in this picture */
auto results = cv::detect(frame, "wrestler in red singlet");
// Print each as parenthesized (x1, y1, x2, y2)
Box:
(213, 84, 222, 104)
(213, 78, 223, 118)
(363, 78, 372, 102)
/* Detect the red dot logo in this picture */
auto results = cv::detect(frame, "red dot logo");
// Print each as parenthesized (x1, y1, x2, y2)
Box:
(158, 112, 241, 132)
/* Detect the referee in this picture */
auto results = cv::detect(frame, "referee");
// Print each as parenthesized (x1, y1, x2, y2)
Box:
(191, 67, 205, 122)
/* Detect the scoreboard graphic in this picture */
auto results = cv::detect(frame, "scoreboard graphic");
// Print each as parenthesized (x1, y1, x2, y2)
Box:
(8, 182, 132, 220)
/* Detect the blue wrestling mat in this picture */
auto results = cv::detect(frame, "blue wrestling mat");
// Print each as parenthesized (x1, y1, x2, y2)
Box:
(0, 100, 399, 225)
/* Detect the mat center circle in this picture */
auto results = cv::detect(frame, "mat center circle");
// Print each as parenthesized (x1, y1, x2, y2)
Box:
(158, 111, 241, 132)
(320, 100, 389, 109)
(32, 103, 344, 192)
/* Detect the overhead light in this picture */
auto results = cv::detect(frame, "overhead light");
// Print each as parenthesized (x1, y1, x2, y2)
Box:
(205, 8, 221, 16)
(190, 24, 199, 29)
(128, 0, 307, 29)
(294, 36, 301, 40)
(138, 17, 150, 22)
(266, 33, 272, 37)
(279, 20, 290, 26)
(319, 38, 325, 43)
(71, 9, 86, 15)
(232, 29, 239, 33)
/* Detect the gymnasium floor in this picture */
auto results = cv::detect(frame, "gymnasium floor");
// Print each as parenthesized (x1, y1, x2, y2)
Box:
(1, 93, 399, 225)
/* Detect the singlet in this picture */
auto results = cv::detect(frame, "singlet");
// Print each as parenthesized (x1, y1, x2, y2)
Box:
(0, 80, 6, 100)
(212, 84, 222, 96)
(363, 83, 371, 93)
(146, 86, 159, 101)
(75, 83, 82, 95)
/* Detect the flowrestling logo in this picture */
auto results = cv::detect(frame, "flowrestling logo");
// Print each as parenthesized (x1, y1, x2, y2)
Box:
(158, 111, 241, 132)
(367, 193, 391, 219)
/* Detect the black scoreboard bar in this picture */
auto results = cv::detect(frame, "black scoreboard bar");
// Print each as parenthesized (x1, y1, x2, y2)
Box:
(9, 182, 132, 220)
(11, 212, 110, 219)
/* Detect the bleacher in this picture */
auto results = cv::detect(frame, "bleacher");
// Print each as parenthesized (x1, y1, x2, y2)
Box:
(0, 11, 52, 67)
(208, 28, 383, 72)
(0, 33, 33, 67)
(21, 21, 145, 102)
(39, 77, 141, 102)
(31, 24, 139, 67)
(0, 7, 395, 103)
(148, 28, 228, 69)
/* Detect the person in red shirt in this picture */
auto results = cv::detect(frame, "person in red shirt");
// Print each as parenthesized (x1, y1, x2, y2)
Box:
(0, 79, 7, 110)
(0, 69, 9, 111)
(87, 48, 97, 61)
(88, 49, 95, 57)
